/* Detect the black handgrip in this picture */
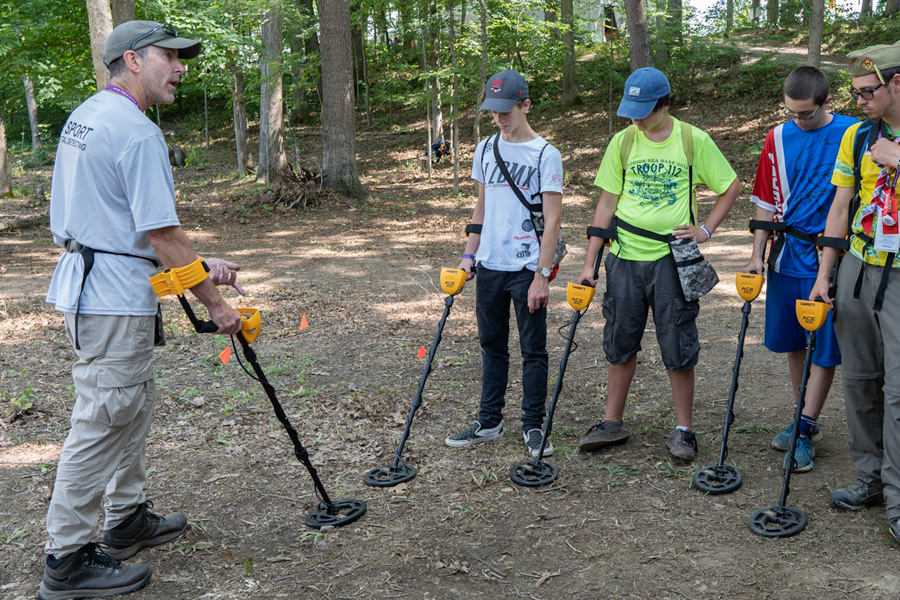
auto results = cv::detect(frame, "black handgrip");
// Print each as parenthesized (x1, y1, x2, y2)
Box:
(195, 320, 218, 334)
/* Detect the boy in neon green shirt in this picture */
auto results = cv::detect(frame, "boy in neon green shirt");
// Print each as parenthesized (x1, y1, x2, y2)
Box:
(577, 68, 740, 461)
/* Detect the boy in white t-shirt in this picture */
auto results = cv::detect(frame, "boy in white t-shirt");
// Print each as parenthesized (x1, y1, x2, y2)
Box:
(445, 69, 564, 459)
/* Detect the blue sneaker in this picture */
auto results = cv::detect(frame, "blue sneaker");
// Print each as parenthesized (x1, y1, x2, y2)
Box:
(772, 421, 822, 450)
(782, 436, 815, 472)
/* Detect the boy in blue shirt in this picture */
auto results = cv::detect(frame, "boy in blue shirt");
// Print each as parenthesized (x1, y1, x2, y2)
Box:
(744, 66, 857, 472)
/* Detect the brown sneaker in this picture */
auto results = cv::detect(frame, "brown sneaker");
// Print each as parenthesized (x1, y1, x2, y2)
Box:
(578, 420, 630, 452)
(667, 429, 698, 461)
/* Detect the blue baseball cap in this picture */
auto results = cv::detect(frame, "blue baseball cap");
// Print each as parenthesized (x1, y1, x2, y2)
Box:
(480, 70, 529, 112)
(617, 68, 671, 119)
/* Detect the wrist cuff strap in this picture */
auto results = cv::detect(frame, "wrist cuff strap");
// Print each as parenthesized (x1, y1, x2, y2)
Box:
(586, 226, 617, 242)
(150, 257, 210, 298)
(465, 223, 483, 237)
(815, 235, 850, 252)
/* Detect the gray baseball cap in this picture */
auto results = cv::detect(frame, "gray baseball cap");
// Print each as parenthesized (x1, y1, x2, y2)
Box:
(480, 69, 529, 112)
(103, 20, 202, 67)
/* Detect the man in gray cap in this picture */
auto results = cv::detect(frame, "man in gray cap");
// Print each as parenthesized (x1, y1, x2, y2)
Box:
(446, 69, 563, 459)
(576, 67, 740, 461)
(39, 20, 243, 600)
(811, 41, 900, 541)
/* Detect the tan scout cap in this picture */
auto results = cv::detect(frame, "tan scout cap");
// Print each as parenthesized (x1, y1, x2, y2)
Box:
(849, 42, 900, 79)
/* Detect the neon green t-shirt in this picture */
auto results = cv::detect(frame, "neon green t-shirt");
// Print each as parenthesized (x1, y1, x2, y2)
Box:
(594, 118, 738, 261)
(831, 121, 900, 268)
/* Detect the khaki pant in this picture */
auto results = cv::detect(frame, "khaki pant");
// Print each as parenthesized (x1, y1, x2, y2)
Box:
(834, 255, 900, 520)
(45, 313, 156, 557)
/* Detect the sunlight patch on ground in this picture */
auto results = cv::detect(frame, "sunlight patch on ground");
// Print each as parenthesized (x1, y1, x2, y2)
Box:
(0, 443, 61, 468)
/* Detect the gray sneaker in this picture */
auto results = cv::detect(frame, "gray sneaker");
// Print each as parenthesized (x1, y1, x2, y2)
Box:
(830, 479, 884, 511)
(39, 543, 151, 600)
(445, 421, 504, 448)
(101, 501, 188, 560)
(667, 428, 698, 461)
(523, 429, 553, 459)
(578, 420, 630, 452)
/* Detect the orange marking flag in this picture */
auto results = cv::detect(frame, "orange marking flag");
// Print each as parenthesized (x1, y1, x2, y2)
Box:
(299, 314, 310, 331)
(219, 346, 232, 365)
(417, 345, 427, 359)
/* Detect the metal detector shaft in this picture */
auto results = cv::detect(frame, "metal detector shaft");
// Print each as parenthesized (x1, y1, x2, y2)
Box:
(389, 294, 454, 468)
(535, 309, 581, 462)
(778, 329, 816, 508)
(233, 332, 335, 506)
(713, 300, 752, 466)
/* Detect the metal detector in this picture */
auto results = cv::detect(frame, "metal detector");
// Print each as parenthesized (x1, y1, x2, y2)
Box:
(748, 298, 830, 538)
(150, 263, 366, 529)
(363, 267, 469, 487)
(509, 227, 614, 487)
(693, 271, 764, 494)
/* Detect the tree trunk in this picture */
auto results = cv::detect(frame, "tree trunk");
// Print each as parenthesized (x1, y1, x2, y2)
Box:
(86, 0, 113, 90)
(319, 0, 367, 198)
(24, 77, 41, 149)
(230, 59, 250, 176)
(750, 0, 761, 23)
(860, 0, 872, 16)
(807, 0, 823, 67)
(351, 1, 365, 98)
(726, 0, 734, 33)
(667, 0, 683, 44)
(110, 0, 134, 25)
(474, 0, 488, 144)
(448, 0, 460, 194)
(624, 0, 652, 70)
(257, 5, 287, 185)
(0, 104, 10, 197)
(766, 0, 778, 26)
(655, 0, 669, 67)
(886, 0, 899, 16)
(561, 0, 579, 106)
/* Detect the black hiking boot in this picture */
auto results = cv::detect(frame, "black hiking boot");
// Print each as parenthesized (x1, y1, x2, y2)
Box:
(101, 501, 188, 560)
(39, 542, 151, 600)
(829, 479, 884, 511)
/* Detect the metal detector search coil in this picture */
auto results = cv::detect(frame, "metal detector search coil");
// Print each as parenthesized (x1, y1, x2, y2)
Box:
(440, 267, 467, 296)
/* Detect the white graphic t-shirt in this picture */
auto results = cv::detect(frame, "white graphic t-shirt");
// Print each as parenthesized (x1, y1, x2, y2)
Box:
(472, 135, 564, 272)
(46, 91, 180, 316)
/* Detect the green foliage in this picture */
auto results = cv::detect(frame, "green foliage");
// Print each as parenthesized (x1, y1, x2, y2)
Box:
(2, 369, 34, 417)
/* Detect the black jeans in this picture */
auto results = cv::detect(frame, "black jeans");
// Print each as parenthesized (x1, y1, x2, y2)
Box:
(475, 267, 548, 431)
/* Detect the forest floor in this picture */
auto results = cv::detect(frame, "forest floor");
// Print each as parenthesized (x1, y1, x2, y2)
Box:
(1, 59, 898, 600)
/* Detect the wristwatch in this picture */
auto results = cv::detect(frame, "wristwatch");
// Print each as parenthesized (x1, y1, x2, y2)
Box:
(539, 267, 553, 278)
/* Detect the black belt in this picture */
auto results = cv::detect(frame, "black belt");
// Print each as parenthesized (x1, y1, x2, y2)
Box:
(65, 240, 160, 350)
(847, 233, 895, 312)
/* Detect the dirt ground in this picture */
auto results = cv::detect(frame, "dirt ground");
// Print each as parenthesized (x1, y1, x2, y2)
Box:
(2, 98, 899, 600)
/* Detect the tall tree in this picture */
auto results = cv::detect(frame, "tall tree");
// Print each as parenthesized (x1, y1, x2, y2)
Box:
(0, 103, 10, 197)
(861, 0, 872, 16)
(726, 0, 734, 33)
(474, 0, 488, 144)
(257, 4, 287, 184)
(110, 0, 134, 26)
(24, 76, 41, 149)
(86, 0, 113, 90)
(319, 0, 367, 198)
(808, 0, 823, 68)
(750, 0, 761, 23)
(561, 0, 579, 106)
(766, 0, 778, 26)
(447, 0, 460, 192)
(624, 0, 652, 70)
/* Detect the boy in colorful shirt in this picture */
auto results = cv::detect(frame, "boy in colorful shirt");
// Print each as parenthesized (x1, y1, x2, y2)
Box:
(745, 66, 857, 473)
(811, 42, 900, 542)
(445, 69, 563, 459)
(576, 68, 740, 461)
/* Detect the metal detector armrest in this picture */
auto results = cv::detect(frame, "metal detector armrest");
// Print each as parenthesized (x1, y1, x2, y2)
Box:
(749, 220, 784, 240)
(815, 234, 850, 255)
(796, 299, 830, 332)
(735, 272, 764, 302)
(464, 223, 483, 237)
(586, 226, 616, 245)
(149, 258, 210, 298)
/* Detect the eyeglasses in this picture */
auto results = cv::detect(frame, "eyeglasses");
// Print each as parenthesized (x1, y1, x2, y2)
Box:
(129, 23, 178, 51)
(782, 105, 822, 122)
(849, 83, 884, 101)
